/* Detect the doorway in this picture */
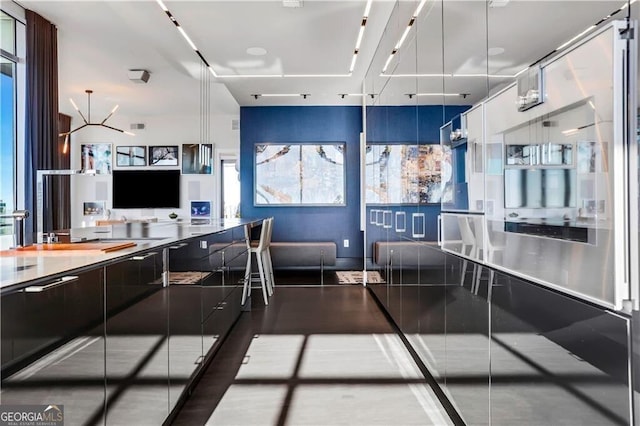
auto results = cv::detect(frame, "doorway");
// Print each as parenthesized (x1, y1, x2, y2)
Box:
(220, 158, 240, 218)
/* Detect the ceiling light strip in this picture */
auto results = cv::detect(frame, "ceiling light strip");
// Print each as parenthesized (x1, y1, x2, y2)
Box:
(284, 74, 352, 78)
(381, 73, 518, 78)
(157, 0, 352, 79)
(556, 25, 596, 51)
(538, 1, 630, 66)
(383, 0, 628, 79)
(258, 93, 309, 97)
(620, 0, 637, 10)
(382, 52, 396, 73)
(350, 0, 373, 73)
(395, 18, 415, 50)
(382, 0, 428, 73)
(217, 74, 283, 78)
(355, 23, 366, 50)
(215, 73, 351, 78)
(155, 0, 217, 77)
(513, 67, 529, 78)
(414, 93, 462, 96)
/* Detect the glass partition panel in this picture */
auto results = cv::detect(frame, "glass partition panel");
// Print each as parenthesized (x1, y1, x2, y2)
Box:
(486, 2, 629, 310)
(633, 1, 640, 421)
(440, 1, 490, 423)
(366, 1, 637, 425)
(364, 0, 408, 310)
(487, 1, 635, 425)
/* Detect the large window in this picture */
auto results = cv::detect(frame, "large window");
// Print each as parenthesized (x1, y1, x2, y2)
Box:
(0, 8, 24, 244)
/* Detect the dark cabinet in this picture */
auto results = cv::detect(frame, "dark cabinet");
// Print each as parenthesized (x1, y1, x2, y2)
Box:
(0, 222, 249, 425)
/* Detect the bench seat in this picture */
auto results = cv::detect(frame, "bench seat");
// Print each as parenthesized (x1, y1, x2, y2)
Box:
(270, 242, 336, 267)
(209, 241, 336, 270)
(373, 241, 445, 267)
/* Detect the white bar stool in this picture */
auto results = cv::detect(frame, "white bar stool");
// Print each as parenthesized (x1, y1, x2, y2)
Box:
(458, 216, 478, 288)
(241, 218, 273, 305)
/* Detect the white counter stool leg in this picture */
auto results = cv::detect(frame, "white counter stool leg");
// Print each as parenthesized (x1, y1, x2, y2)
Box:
(241, 242, 252, 305)
(263, 217, 275, 296)
(241, 220, 270, 305)
(241, 223, 253, 305)
(458, 216, 477, 288)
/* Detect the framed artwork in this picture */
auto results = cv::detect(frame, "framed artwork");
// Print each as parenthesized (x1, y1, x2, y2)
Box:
(412, 213, 425, 238)
(365, 143, 443, 204)
(81, 143, 112, 173)
(395, 211, 406, 232)
(116, 146, 146, 166)
(83, 201, 105, 216)
(383, 210, 392, 229)
(182, 143, 213, 174)
(506, 144, 538, 165)
(369, 209, 378, 225)
(541, 143, 573, 165)
(190, 200, 212, 218)
(149, 146, 179, 166)
(254, 143, 345, 205)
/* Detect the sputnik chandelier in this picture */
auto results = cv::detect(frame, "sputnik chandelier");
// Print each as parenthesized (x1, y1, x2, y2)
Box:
(59, 89, 134, 153)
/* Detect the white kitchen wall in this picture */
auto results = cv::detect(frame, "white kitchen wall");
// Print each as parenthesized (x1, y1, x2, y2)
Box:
(69, 112, 240, 227)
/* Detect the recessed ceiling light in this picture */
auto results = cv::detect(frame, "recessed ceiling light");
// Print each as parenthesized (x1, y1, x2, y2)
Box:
(246, 47, 267, 56)
(488, 47, 505, 56)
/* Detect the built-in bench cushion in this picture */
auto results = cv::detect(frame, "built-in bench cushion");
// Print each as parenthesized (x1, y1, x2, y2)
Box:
(270, 242, 336, 267)
(374, 241, 445, 267)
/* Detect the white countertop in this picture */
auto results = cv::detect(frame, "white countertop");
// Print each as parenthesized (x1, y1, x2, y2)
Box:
(0, 218, 255, 291)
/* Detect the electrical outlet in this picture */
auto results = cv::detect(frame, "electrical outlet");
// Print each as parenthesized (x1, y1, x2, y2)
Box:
(343, 239, 349, 248)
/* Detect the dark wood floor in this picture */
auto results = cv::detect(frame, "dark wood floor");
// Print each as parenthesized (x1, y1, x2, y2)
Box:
(171, 284, 395, 425)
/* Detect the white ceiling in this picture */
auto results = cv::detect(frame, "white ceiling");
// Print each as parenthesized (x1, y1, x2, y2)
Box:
(15, 0, 634, 117)
(366, 0, 629, 106)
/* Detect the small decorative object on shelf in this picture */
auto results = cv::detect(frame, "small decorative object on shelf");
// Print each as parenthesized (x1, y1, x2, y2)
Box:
(449, 129, 464, 142)
(168, 212, 178, 220)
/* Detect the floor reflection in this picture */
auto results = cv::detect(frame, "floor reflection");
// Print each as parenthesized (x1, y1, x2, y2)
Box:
(207, 333, 452, 426)
(371, 265, 631, 426)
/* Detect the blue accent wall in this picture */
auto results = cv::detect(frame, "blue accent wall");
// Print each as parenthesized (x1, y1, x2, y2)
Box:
(240, 104, 469, 260)
(240, 106, 363, 258)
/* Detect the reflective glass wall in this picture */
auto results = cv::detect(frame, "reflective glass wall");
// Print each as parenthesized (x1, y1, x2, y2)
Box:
(365, 1, 637, 425)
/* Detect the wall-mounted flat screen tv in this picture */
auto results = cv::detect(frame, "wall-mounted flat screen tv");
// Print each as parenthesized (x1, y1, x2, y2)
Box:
(112, 170, 180, 208)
